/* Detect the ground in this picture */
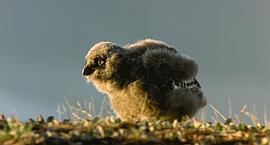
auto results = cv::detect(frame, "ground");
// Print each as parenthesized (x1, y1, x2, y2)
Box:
(0, 114, 270, 145)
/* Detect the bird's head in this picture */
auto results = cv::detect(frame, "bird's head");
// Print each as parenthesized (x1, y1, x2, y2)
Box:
(82, 42, 128, 92)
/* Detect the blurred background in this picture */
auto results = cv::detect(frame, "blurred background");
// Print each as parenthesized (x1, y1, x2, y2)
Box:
(1, 0, 270, 121)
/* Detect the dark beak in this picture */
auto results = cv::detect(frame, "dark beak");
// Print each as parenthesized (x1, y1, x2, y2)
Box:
(82, 65, 95, 76)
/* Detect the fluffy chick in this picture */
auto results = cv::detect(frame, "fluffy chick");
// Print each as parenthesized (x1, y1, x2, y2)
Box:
(82, 39, 207, 121)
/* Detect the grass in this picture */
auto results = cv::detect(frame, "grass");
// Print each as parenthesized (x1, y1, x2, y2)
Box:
(1, 115, 270, 145)
(1, 99, 270, 145)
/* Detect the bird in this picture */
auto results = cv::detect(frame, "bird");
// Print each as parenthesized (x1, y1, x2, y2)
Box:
(82, 39, 207, 121)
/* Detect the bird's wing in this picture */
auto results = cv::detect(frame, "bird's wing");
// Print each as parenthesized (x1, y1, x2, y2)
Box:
(126, 39, 177, 56)
(141, 48, 198, 82)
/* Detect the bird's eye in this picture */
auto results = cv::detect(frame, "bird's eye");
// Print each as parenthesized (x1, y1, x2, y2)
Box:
(95, 57, 106, 66)
(98, 60, 105, 66)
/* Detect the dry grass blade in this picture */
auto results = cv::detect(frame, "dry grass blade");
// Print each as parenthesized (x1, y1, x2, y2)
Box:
(70, 105, 92, 119)
(59, 97, 93, 120)
(241, 104, 261, 126)
(264, 105, 268, 125)
(139, 96, 148, 116)
(234, 114, 242, 124)
(199, 107, 207, 122)
(228, 97, 232, 118)
(209, 104, 227, 122)
(211, 116, 217, 124)
(253, 103, 258, 119)
(56, 104, 64, 120)
(56, 96, 114, 121)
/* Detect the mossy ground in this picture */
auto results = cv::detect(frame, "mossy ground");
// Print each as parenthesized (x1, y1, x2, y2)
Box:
(0, 115, 270, 145)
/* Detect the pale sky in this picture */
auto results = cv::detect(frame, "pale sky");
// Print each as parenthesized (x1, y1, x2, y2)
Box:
(1, 0, 270, 121)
